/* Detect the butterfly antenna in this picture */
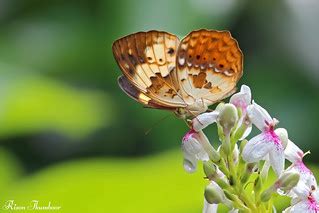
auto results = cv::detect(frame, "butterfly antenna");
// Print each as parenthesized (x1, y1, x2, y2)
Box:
(144, 114, 173, 135)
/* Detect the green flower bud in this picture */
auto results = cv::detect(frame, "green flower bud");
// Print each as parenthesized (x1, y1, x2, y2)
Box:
(203, 161, 217, 179)
(260, 186, 276, 202)
(276, 172, 300, 192)
(261, 172, 300, 202)
(218, 104, 238, 134)
(204, 182, 226, 204)
(215, 102, 225, 112)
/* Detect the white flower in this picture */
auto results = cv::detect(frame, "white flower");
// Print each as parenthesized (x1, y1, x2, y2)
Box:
(285, 139, 305, 163)
(192, 85, 251, 135)
(203, 200, 238, 213)
(285, 140, 317, 194)
(283, 184, 319, 213)
(203, 199, 218, 213)
(182, 129, 209, 173)
(230, 85, 252, 140)
(192, 111, 219, 132)
(242, 102, 288, 176)
(230, 85, 251, 115)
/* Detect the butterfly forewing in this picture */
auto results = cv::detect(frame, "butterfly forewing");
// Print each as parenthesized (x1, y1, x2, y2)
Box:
(112, 31, 187, 108)
(176, 29, 243, 106)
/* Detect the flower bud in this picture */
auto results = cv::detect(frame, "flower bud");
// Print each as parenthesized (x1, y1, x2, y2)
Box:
(276, 172, 300, 192)
(261, 172, 300, 202)
(182, 130, 209, 173)
(182, 130, 209, 161)
(260, 186, 276, 202)
(215, 102, 225, 112)
(203, 161, 217, 179)
(275, 128, 288, 149)
(204, 182, 227, 204)
(218, 104, 238, 134)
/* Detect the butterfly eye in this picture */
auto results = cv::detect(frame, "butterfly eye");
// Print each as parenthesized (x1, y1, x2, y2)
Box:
(167, 48, 174, 55)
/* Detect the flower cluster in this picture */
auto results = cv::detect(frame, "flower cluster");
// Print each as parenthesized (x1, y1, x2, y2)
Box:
(181, 85, 318, 212)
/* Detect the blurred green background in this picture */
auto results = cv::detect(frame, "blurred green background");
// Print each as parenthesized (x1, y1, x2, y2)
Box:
(0, 0, 318, 212)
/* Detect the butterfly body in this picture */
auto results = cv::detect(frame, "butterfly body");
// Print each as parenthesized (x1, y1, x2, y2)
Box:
(113, 29, 243, 119)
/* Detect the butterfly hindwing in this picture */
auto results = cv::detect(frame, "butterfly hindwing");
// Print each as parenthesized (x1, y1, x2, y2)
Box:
(176, 29, 243, 106)
(118, 75, 177, 109)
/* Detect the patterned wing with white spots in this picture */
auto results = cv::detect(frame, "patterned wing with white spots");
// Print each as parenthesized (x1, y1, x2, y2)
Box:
(176, 29, 243, 106)
(112, 31, 187, 108)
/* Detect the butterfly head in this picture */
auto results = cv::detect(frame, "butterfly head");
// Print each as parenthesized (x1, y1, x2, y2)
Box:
(175, 99, 208, 119)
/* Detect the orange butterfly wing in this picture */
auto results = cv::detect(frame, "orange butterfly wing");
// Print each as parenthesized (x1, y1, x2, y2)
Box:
(112, 31, 187, 109)
(176, 29, 243, 106)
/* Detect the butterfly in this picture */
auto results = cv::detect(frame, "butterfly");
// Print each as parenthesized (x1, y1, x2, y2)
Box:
(112, 29, 243, 120)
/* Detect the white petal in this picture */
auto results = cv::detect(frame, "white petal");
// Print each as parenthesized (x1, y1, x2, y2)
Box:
(203, 199, 218, 213)
(269, 146, 285, 176)
(230, 85, 251, 109)
(287, 164, 317, 194)
(295, 163, 317, 190)
(242, 133, 274, 163)
(192, 111, 219, 131)
(275, 128, 288, 149)
(183, 154, 197, 173)
(283, 206, 292, 213)
(304, 173, 317, 191)
(291, 195, 303, 205)
(216, 167, 227, 182)
(293, 181, 311, 199)
(247, 101, 273, 131)
(289, 200, 313, 213)
(314, 190, 319, 203)
(241, 85, 252, 99)
(182, 133, 209, 161)
(285, 140, 304, 163)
